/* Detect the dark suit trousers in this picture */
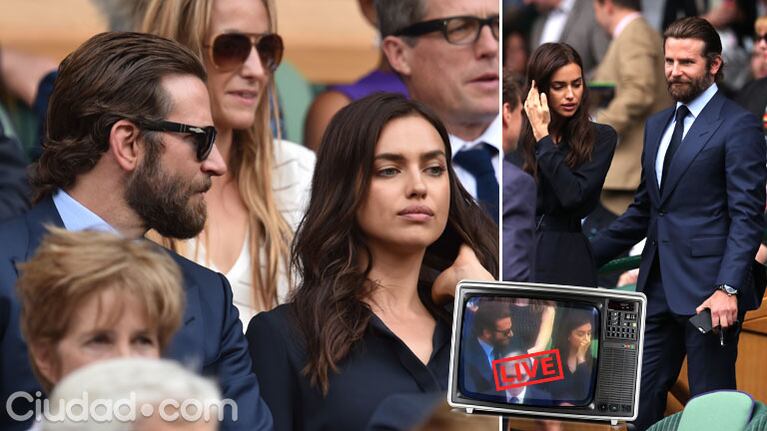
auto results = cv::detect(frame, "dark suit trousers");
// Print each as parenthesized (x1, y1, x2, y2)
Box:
(634, 255, 743, 431)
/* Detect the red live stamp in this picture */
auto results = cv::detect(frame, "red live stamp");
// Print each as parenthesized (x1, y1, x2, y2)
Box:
(492, 348, 565, 391)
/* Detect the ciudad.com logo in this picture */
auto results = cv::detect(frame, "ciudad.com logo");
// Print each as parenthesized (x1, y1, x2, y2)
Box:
(6, 391, 237, 424)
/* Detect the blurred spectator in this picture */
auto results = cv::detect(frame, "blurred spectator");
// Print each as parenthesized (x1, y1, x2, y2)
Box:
(750, 43, 767, 80)
(592, 0, 672, 218)
(509, 299, 556, 354)
(0, 47, 58, 159)
(0, 120, 30, 221)
(303, 0, 408, 151)
(528, 0, 610, 77)
(0, 1, 150, 159)
(502, 70, 536, 282)
(378, 0, 501, 223)
(43, 358, 220, 431)
(735, 16, 767, 131)
(502, 5, 537, 77)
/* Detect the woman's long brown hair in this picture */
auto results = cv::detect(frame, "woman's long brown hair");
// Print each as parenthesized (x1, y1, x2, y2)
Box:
(291, 93, 498, 394)
(519, 43, 595, 179)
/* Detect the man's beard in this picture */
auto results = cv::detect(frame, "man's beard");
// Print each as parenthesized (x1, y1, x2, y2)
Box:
(125, 150, 211, 239)
(667, 71, 714, 103)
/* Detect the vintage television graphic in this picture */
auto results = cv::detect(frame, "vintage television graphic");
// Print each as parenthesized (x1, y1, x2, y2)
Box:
(448, 281, 647, 424)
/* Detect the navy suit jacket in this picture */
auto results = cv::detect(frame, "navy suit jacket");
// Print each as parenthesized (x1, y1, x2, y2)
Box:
(502, 160, 536, 282)
(461, 336, 497, 395)
(591, 91, 767, 315)
(0, 197, 273, 431)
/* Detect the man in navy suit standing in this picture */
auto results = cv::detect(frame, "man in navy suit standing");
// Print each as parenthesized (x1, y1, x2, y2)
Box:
(0, 32, 272, 430)
(591, 17, 767, 430)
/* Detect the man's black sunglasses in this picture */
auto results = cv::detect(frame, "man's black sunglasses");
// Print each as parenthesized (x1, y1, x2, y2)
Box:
(393, 15, 499, 45)
(141, 120, 217, 161)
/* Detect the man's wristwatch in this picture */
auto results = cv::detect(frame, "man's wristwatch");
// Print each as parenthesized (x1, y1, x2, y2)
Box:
(717, 284, 738, 296)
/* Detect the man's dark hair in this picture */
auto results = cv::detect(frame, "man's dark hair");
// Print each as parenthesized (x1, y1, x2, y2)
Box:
(31, 31, 207, 201)
(663, 16, 724, 82)
(502, 68, 521, 111)
(473, 301, 511, 336)
(596, 0, 641, 11)
(374, 0, 426, 38)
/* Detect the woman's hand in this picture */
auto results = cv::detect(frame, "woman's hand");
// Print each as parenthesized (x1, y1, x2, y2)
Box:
(432, 244, 494, 304)
(576, 336, 591, 363)
(524, 80, 551, 142)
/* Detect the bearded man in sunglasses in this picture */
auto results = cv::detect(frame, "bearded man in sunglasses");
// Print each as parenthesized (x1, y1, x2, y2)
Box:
(378, 0, 502, 225)
(0, 32, 273, 431)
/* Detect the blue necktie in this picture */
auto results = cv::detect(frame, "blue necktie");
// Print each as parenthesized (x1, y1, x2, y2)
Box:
(453, 143, 499, 222)
(661, 105, 690, 190)
(509, 396, 521, 404)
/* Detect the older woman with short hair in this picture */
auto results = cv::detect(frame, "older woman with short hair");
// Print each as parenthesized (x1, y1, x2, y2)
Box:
(16, 227, 184, 394)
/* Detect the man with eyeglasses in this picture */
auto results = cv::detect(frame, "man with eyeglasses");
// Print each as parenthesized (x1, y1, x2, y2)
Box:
(0, 32, 273, 431)
(377, 0, 501, 224)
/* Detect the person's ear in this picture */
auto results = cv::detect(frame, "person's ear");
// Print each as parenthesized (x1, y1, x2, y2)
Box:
(382, 35, 414, 77)
(502, 102, 512, 126)
(709, 54, 723, 78)
(29, 342, 59, 389)
(109, 119, 143, 173)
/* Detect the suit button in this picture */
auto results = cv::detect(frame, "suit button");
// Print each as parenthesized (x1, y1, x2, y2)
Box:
(659, 212, 665, 216)
(652, 240, 657, 246)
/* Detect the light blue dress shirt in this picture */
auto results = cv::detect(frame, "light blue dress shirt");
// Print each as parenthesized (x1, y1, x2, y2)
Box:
(52, 189, 119, 234)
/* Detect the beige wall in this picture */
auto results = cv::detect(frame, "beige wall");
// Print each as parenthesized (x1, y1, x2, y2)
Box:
(0, 0, 377, 83)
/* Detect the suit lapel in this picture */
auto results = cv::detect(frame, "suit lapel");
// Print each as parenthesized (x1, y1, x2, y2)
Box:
(660, 92, 725, 204)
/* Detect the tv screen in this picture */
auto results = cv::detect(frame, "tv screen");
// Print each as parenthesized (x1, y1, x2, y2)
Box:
(448, 281, 646, 423)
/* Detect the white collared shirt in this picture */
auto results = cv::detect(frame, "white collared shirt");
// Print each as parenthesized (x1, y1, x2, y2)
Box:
(506, 386, 527, 403)
(540, 0, 576, 44)
(655, 83, 719, 186)
(449, 115, 502, 200)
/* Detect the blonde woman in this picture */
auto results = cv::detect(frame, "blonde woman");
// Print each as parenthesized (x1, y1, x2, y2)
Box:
(142, 0, 315, 328)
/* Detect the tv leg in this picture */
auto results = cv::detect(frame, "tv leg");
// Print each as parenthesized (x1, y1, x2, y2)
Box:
(466, 407, 474, 414)
(499, 416, 509, 431)
(610, 419, 618, 426)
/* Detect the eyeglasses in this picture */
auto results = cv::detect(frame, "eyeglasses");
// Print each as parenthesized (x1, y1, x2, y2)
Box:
(756, 33, 767, 43)
(494, 327, 513, 337)
(204, 32, 284, 72)
(394, 15, 499, 45)
(141, 120, 217, 161)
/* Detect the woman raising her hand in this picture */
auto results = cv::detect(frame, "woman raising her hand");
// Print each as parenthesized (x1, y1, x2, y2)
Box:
(247, 93, 497, 431)
(520, 43, 616, 287)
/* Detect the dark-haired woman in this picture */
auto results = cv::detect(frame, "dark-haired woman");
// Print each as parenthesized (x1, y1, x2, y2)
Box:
(545, 308, 598, 406)
(521, 43, 617, 287)
(246, 93, 498, 431)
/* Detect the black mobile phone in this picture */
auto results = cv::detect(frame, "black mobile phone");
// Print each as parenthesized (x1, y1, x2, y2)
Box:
(689, 309, 714, 334)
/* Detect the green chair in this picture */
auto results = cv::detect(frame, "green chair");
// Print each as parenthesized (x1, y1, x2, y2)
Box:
(647, 390, 765, 431)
